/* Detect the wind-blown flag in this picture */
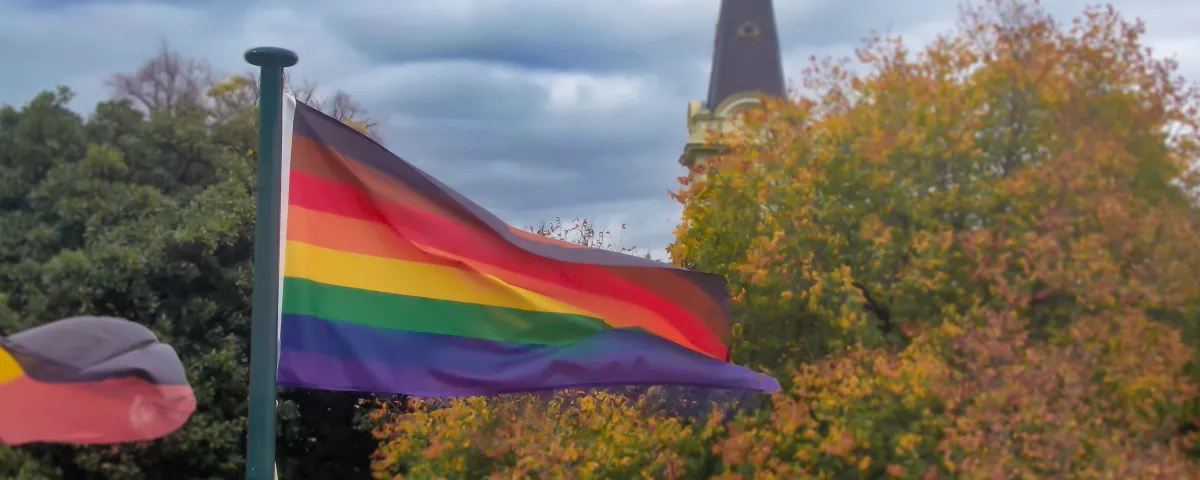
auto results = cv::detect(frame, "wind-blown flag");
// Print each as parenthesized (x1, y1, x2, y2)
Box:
(275, 94, 779, 396)
(0, 316, 195, 445)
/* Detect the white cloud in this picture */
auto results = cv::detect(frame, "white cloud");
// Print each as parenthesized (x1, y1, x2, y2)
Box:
(536, 72, 652, 114)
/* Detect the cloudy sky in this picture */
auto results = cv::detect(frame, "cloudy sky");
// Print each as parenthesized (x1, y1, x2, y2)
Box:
(2, 0, 1197, 259)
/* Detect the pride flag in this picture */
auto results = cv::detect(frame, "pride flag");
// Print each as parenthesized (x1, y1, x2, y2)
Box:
(275, 95, 779, 396)
(0, 316, 195, 445)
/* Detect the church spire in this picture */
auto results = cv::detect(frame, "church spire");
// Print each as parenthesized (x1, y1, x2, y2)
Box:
(705, 0, 786, 109)
(680, 0, 786, 168)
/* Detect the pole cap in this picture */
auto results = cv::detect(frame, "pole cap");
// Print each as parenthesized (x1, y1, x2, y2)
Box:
(244, 47, 298, 68)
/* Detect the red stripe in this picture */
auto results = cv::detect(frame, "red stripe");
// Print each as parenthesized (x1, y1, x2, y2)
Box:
(286, 170, 727, 359)
(0, 375, 195, 445)
(288, 134, 732, 340)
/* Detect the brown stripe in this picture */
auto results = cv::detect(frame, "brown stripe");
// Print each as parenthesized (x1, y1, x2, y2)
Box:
(291, 104, 732, 342)
(293, 137, 589, 251)
(290, 136, 478, 229)
(507, 226, 592, 249)
(289, 143, 730, 339)
(294, 104, 680, 268)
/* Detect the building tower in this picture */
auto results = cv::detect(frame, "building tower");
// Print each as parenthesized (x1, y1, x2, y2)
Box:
(679, 0, 786, 168)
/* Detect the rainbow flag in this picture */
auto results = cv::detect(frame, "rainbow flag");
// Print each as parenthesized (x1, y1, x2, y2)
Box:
(0, 316, 195, 445)
(275, 95, 779, 396)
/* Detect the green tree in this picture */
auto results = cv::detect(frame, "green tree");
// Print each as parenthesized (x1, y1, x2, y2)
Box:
(0, 45, 381, 478)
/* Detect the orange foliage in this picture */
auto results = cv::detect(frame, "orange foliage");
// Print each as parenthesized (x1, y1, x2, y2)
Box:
(368, 390, 723, 479)
(372, 1, 1200, 477)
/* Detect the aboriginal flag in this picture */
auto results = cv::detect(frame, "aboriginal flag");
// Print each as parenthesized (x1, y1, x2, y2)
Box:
(0, 316, 195, 445)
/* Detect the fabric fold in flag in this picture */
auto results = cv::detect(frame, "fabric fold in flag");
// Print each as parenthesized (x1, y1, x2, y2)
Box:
(275, 93, 779, 396)
(0, 316, 196, 445)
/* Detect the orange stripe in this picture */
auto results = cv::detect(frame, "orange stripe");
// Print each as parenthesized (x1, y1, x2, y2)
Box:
(288, 137, 730, 341)
(285, 205, 699, 348)
(287, 206, 459, 268)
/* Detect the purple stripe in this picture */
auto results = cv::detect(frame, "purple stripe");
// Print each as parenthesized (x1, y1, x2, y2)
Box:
(277, 315, 778, 397)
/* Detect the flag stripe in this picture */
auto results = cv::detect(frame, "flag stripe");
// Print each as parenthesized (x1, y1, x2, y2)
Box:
(1, 320, 191, 386)
(290, 135, 477, 230)
(286, 205, 461, 267)
(292, 135, 605, 253)
(289, 111, 733, 342)
(277, 314, 777, 397)
(277, 103, 781, 395)
(284, 241, 596, 318)
(0, 375, 194, 445)
(507, 225, 594, 248)
(294, 106, 681, 268)
(286, 170, 722, 356)
(285, 206, 701, 350)
(281, 277, 613, 345)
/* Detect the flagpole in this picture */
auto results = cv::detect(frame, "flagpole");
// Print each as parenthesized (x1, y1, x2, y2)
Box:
(244, 46, 297, 480)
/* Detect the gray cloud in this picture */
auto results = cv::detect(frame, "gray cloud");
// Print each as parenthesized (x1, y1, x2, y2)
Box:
(1, 0, 1196, 259)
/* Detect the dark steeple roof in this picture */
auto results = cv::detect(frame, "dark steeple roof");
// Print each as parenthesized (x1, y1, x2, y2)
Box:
(705, 0, 786, 109)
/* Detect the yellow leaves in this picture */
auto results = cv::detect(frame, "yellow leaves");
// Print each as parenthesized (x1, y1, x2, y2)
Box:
(206, 74, 252, 98)
(343, 118, 374, 137)
(371, 390, 713, 479)
(821, 430, 856, 458)
(895, 433, 923, 455)
(807, 279, 824, 309)
(577, 395, 595, 412)
(377, 1, 1198, 478)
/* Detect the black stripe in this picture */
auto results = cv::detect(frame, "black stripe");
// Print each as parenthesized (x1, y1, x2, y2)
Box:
(291, 104, 733, 307)
(1, 317, 190, 386)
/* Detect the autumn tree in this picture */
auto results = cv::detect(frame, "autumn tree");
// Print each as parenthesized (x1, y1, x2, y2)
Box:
(674, 0, 1199, 477)
(367, 220, 719, 478)
(374, 2, 1199, 476)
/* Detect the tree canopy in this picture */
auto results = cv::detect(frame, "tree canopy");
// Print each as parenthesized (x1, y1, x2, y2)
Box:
(374, 1, 1200, 478)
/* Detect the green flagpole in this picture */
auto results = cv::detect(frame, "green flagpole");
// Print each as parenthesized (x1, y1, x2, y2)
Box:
(244, 46, 297, 480)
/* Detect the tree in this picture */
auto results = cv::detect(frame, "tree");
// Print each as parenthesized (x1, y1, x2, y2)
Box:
(367, 221, 728, 479)
(673, 0, 1199, 476)
(207, 72, 379, 139)
(107, 41, 214, 116)
(0, 48, 380, 478)
(0, 86, 258, 479)
(111, 42, 380, 137)
(529, 217, 636, 252)
(373, 1, 1197, 478)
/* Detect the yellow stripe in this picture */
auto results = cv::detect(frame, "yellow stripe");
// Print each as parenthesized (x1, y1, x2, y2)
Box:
(0, 347, 25, 384)
(283, 241, 597, 317)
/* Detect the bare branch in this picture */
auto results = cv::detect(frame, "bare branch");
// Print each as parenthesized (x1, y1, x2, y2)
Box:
(106, 40, 214, 115)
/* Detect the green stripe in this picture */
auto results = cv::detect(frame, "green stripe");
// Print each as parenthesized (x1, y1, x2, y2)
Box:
(281, 277, 610, 345)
